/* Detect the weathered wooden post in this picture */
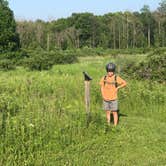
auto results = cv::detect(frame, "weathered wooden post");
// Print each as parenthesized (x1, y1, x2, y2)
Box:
(83, 72, 92, 127)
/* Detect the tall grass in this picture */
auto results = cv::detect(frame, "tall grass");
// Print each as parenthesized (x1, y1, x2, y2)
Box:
(0, 55, 166, 165)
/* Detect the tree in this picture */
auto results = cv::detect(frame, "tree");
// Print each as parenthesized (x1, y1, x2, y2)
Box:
(14, 2, 166, 50)
(140, 5, 155, 47)
(133, 12, 145, 47)
(0, 0, 20, 52)
(0, 0, 8, 6)
(73, 13, 100, 47)
(157, 0, 166, 46)
(158, 0, 166, 15)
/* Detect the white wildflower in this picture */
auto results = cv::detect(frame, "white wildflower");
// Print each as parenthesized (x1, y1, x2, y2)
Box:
(29, 123, 34, 127)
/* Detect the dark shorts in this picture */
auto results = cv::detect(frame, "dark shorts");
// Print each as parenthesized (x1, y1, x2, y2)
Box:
(103, 100, 118, 111)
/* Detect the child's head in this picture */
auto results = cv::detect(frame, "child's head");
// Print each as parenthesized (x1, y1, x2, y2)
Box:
(105, 62, 116, 76)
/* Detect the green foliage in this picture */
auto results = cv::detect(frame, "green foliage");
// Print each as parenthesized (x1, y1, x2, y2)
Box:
(0, 50, 28, 60)
(0, 93, 20, 116)
(0, 49, 77, 71)
(73, 47, 152, 57)
(140, 48, 166, 81)
(0, 0, 8, 6)
(16, 3, 166, 50)
(22, 50, 78, 70)
(0, 50, 28, 70)
(0, 55, 165, 165)
(0, 1, 20, 52)
(0, 59, 16, 70)
(123, 48, 166, 82)
(158, 0, 166, 14)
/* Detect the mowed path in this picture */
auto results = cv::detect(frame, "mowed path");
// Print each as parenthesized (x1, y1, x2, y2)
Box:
(48, 113, 166, 166)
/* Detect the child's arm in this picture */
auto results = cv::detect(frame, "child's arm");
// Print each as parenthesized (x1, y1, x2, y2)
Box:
(99, 77, 104, 92)
(116, 76, 127, 90)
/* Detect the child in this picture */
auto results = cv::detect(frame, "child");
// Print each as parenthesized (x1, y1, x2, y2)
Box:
(99, 62, 127, 126)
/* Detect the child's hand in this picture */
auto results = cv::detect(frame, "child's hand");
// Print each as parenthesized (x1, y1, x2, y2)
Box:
(115, 88, 119, 92)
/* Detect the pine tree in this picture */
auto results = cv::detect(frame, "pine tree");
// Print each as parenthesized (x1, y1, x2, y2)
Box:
(0, 0, 20, 52)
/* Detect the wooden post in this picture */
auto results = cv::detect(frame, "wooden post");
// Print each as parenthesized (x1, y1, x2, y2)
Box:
(85, 81, 90, 114)
(83, 72, 92, 126)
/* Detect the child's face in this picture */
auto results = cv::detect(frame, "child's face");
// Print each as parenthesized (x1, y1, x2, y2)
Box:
(107, 71, 114, 77)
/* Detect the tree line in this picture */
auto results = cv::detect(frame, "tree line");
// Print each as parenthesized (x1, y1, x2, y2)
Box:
(16, 1, 166, 51)
(0, 0, 166, 53)
(0, 0, 166, 76)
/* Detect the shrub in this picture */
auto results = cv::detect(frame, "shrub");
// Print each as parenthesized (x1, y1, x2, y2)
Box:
(23, 53, 55, 71)
(123, 48, 166, 82)
(0, 49, 78, 71)
(55, 51, 78, 64)
(22, 51, 78, 71)
(0, 50, 28, 60)
(0, 59, 16, 70)
(0, 50, 29, 70)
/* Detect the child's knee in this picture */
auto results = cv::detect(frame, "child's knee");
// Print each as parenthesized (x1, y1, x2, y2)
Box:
(112, 112, 118, 116)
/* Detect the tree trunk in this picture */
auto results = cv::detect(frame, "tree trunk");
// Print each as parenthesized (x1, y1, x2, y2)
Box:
(123, 22, 125, 49)
(148, 25, 151, 48)
(77, 37, 80, 48)
(133, 23, 136, 48)
(76, 30, 80, 48)
(92, 32, 95, 48)
(113, 21, 116, 49)
(118, 25, 121, 49)
(162, 27, 165, 47)
(158, 21, 161, 35)
(47, 33, 50, 51)
(126, 16, 129, 49)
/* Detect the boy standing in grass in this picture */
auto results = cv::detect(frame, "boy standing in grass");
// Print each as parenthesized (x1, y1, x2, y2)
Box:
(100, 62, 127, 126)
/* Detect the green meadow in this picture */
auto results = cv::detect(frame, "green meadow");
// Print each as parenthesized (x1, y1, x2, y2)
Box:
(0, 55, 166, 165)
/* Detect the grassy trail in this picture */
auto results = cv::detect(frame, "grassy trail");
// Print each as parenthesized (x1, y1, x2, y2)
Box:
(46, 114, 166, 165)
(0, 55, 166, 165)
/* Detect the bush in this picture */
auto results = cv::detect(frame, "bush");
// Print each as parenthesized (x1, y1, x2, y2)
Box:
(22, 51, 78, 71)
(0, 59, 16, 70)
(0, 50, 29, 70)
(22, 53, 55, 71)
(0, 50, 29, 60)
(69, 47, 153, 57)
(123, 48, 166, 82)
(55, 51, 78, 64)
(0, 50, 78, 71)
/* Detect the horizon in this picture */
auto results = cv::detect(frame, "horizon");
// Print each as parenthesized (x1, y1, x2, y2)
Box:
(9, 0, 161, 21)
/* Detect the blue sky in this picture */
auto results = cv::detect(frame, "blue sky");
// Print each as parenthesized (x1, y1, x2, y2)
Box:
(9, 0, 161, 21)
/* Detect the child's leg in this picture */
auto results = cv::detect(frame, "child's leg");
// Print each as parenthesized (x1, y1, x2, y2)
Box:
(106, 110, 111, 124)
(112, 111, 118, 126)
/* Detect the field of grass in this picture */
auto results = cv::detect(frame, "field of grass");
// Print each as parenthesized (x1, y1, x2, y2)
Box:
(0, 54, 166, 165)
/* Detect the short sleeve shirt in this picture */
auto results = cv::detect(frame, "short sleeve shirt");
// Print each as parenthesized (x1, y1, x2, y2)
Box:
(100, 75, 126, 101)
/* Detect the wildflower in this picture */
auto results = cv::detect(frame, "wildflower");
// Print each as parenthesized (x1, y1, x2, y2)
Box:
(29, 123, 34, 127)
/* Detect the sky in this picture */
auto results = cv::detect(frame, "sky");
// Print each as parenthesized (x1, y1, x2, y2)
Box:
(9, 0, 162, 21)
